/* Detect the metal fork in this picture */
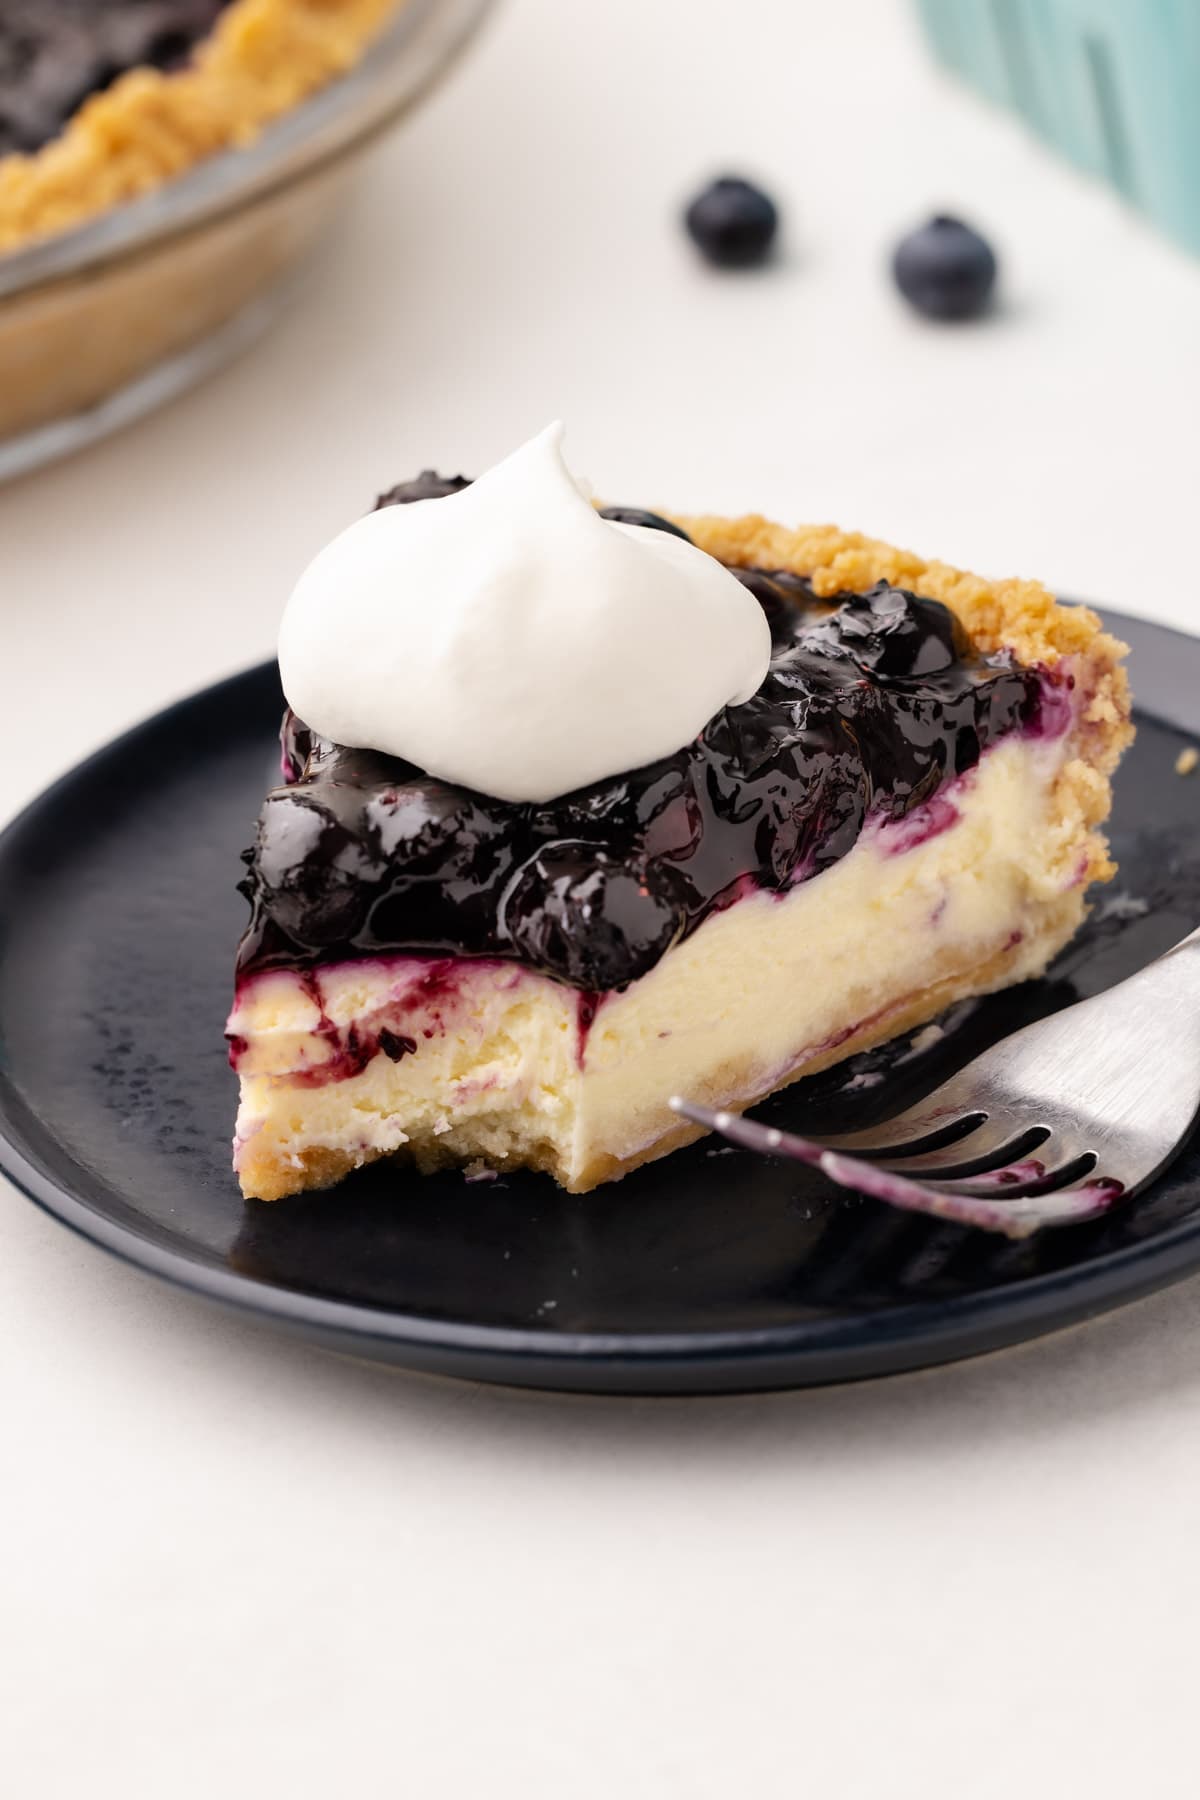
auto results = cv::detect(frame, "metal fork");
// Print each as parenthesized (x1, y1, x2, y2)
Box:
(671, 925, 1200, 1238)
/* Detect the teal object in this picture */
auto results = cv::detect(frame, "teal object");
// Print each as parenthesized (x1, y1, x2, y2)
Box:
(913, 0, 1200, 255)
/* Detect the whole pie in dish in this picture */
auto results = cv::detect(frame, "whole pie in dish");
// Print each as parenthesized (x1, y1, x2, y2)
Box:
(0, 0, 407, 251)
(227, 441, 1132, 1199)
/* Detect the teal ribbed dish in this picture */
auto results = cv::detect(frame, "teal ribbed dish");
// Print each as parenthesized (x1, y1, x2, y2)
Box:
(913, 0, 1200, 255)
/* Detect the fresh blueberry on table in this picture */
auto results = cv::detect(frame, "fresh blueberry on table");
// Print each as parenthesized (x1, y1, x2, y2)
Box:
(892, 215, 997, 320)
(684, 176, 779, 268)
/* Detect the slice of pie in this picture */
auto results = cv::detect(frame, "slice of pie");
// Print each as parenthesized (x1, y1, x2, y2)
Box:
(227, 469, 1132, 1199)
(0, 0, 407, 251)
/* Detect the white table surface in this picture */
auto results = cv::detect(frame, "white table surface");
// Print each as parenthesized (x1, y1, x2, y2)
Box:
(5, 2, 1200, 1793)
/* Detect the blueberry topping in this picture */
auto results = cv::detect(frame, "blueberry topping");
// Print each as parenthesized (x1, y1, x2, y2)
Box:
(239, 558, 1045, 992)
(0, 1, 231, 156)
(374, 471, 472, 509)
(598, 507, 692, 542)
(684, 176, 779, 269)
(892, 215, 997, 321)
(502, 845, 685, 989)
(799, 585, 971, 679)
(250, 790, 378, 948)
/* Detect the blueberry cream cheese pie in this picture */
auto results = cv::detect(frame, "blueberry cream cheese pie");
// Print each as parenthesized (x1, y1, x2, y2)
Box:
(227, 425, 1132, 1200)
(0, 0, 408, 251)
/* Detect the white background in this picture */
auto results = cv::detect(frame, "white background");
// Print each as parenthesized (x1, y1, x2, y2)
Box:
(4, 2, 1200, 1794)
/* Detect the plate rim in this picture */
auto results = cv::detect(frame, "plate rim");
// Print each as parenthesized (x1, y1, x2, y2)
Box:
(3, 605, 1199, 1389)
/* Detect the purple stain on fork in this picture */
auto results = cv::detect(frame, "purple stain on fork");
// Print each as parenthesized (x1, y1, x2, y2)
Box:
(668, 1099, 1124, 1240)
(670, 924, 1200, 1237)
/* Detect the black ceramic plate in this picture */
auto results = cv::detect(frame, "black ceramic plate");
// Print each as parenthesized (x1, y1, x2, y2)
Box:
(3, 609, 1200, 1394)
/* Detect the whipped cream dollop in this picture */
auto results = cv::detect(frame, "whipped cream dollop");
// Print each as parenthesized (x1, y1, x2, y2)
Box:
(278, 423, 772, 804)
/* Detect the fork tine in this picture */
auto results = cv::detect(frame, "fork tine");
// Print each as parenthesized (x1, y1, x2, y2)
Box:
(810, 1140, 1097, 1198)
(669, 1098, 1123, 1239)
(856, 1123, 1052, 1177)
(818, 1150, 1121, 1237)
(813, 1103, 992, 1157)
(935, 1152, 1099, 1199)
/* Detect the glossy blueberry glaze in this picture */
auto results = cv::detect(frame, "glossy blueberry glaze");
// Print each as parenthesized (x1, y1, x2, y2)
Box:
(236, 482, 1065, 993)
(0, 0, 231, 156)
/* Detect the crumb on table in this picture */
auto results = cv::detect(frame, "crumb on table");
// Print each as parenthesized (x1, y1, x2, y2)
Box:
(1176, 747, 1199, 776)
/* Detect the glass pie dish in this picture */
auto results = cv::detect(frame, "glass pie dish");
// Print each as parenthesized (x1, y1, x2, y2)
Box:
(0, 0, 493, 482)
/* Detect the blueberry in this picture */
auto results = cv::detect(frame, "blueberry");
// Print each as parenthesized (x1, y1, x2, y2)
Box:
(892, 215, 997, 321)
(502, 844, 684, 989)
(684, 176, 778, 269)
(253, 793, 377, 946)
(374, 471, 471, 509)
(599, 507, 692, 542)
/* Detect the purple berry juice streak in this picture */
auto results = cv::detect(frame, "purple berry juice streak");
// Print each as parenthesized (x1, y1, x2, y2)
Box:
(235, 481, 1073, 994)
(228, 953, 602, 1082)
(229, 960, 468, 1083)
